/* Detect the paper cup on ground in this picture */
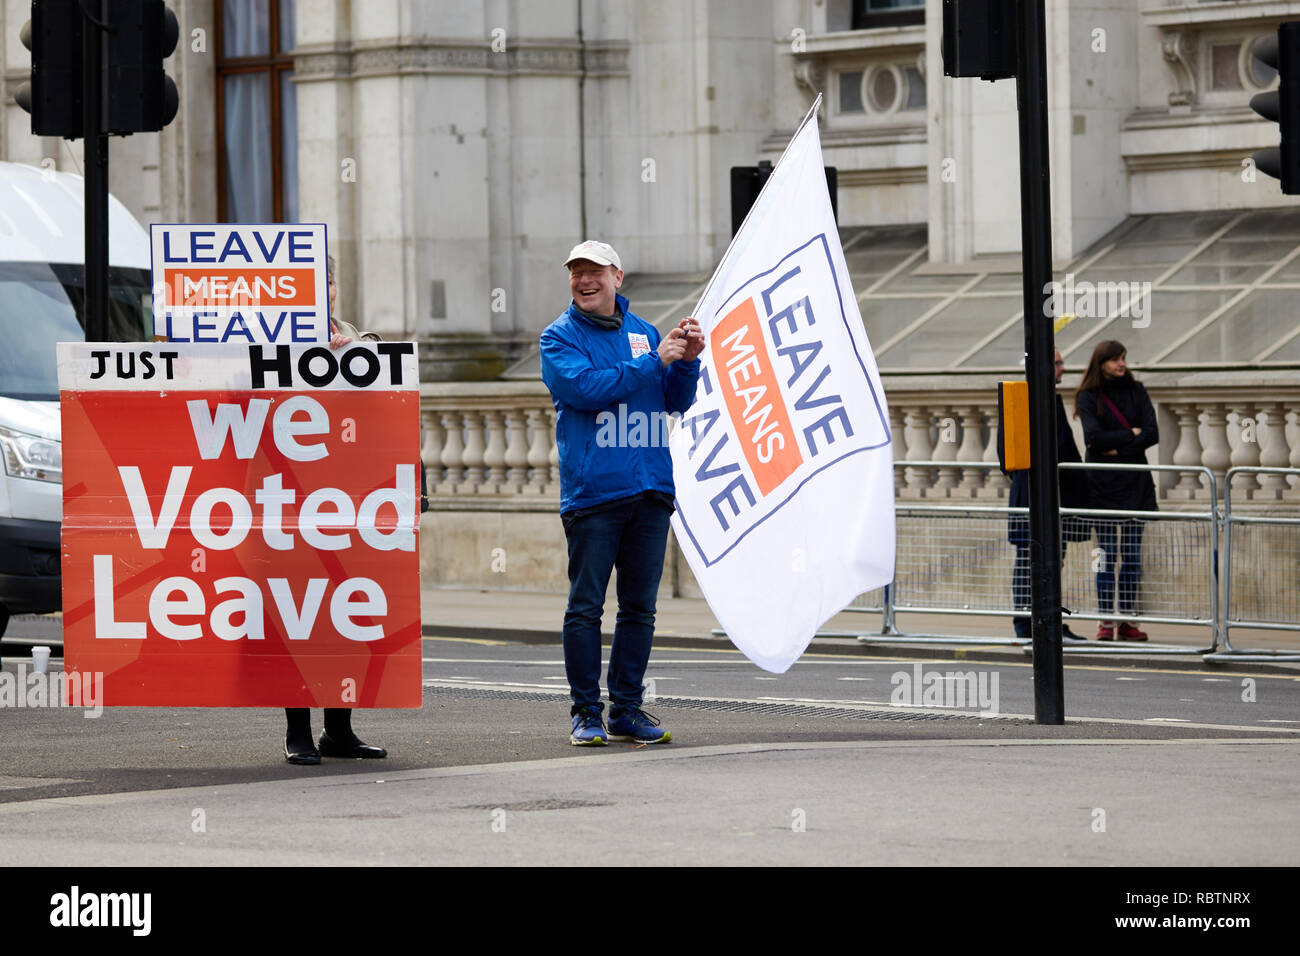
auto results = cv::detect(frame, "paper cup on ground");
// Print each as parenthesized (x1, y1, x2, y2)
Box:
(32, 646, 51, 674)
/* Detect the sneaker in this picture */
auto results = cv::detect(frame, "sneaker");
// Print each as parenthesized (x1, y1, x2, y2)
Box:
(608, 707, 672, 744)
(1096, 621, 1116, 641)
(1117, 622, 1148, 642)
(570, 707, 608, 746)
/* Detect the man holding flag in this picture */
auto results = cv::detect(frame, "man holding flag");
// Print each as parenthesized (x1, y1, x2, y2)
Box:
(540, 240, 704, 746)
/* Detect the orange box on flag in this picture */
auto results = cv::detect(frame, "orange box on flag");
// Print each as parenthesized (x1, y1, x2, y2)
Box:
(710, 297, 804, 497)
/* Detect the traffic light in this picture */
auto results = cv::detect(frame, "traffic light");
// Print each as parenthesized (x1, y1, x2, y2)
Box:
(15, 0, 84, 138)
(730, 162, 838, 236)
(15, 1, 178, 138)
(1250, 21, 1300, 195)
(106, 0, 180, 134)
(941, 0, 1018, 81)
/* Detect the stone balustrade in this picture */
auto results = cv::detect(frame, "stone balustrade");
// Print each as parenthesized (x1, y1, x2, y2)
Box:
(421, 383, 560, 502)
(420, 371, 1300, 508)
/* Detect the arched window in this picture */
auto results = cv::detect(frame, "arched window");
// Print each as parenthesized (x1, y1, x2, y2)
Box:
(215, 0, 297, 222)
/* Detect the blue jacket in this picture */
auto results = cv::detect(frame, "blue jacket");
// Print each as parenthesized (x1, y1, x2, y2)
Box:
(540, 294, 700, 514)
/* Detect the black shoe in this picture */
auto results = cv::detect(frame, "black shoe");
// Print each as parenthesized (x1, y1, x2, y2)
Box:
(318, 730, 387, 759)
(284, 739, 321, 766)
(1061, 624, 1084, 640)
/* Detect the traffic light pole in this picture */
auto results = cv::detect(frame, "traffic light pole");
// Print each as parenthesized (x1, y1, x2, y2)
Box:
(1015, 0, 1065, 723)
(83, 0, 109, 343)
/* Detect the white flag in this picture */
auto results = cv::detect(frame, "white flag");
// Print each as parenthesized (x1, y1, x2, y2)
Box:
(669, 99, 895, 673)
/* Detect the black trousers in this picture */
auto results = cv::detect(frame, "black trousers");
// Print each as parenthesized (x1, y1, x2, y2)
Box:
(285, 708, 354, 739)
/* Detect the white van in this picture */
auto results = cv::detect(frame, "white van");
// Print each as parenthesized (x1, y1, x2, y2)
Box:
(0, 161, 152, 638)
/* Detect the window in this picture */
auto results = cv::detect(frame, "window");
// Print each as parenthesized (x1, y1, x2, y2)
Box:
(215, 0, 298, 222)
(1210, 42, 1242, 91)
(839, 70, 865, 113)
(852, 0, 924, 30)
(835, 64, 925, 117)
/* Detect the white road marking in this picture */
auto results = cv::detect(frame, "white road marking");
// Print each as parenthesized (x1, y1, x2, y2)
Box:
(418, 653, 1300, 681)
(426, 678, 564, 692)
(1116, 677, 1146, 681)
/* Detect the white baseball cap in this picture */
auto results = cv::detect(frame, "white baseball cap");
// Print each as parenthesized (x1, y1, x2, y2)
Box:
(564, 240, 621, 270)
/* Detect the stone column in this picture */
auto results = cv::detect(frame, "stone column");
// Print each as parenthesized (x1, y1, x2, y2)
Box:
(459, 411, 487, 493)
(902, 407, 934, 497)
(159, 0, 218, 223)
(525, 408, 551, 493)
(1228, 404, 1261, 494)
(955, 405, 986, 496)
(929, 406, 959, 497)
(503, 409, 530, 492)
(420, 408, 444, 489)
(1200, 403, 1231, 501)
(1168, 402, 1205, 501)
(439, 411, 465, 492)
(294, 1, 358, 319)
(482, 410, 508, 493)
(1255, 402, 1291, 500)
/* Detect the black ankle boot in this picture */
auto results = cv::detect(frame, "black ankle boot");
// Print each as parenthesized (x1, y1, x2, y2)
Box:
(320, 709, 387, 759)
(284, 708, 321, 765)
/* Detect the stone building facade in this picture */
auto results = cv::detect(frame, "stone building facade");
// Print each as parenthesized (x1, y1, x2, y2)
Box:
(3, 0, 1296, 378)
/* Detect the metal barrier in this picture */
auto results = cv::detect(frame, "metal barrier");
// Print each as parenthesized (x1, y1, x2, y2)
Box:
(834, 461, 1222, 655)
(1209, 466, 1300, 663)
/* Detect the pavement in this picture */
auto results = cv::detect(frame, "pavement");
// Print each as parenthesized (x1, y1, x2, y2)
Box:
(1, 586, 1296, 870)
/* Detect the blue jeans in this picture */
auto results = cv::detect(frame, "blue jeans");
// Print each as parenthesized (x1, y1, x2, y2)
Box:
(1095, 519, 1145, 619)
(561, 494, 672, 716)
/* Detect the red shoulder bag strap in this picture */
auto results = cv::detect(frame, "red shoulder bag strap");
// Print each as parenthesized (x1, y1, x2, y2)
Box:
(1099, 392, 1131, 430)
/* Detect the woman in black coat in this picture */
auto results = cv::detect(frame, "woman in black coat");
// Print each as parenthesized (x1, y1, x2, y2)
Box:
(1075, 340, 1158, 641)
(281, 259, 389, 765)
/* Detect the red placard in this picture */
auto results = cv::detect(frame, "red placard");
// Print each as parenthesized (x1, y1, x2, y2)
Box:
(58, 343, 422, 707)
